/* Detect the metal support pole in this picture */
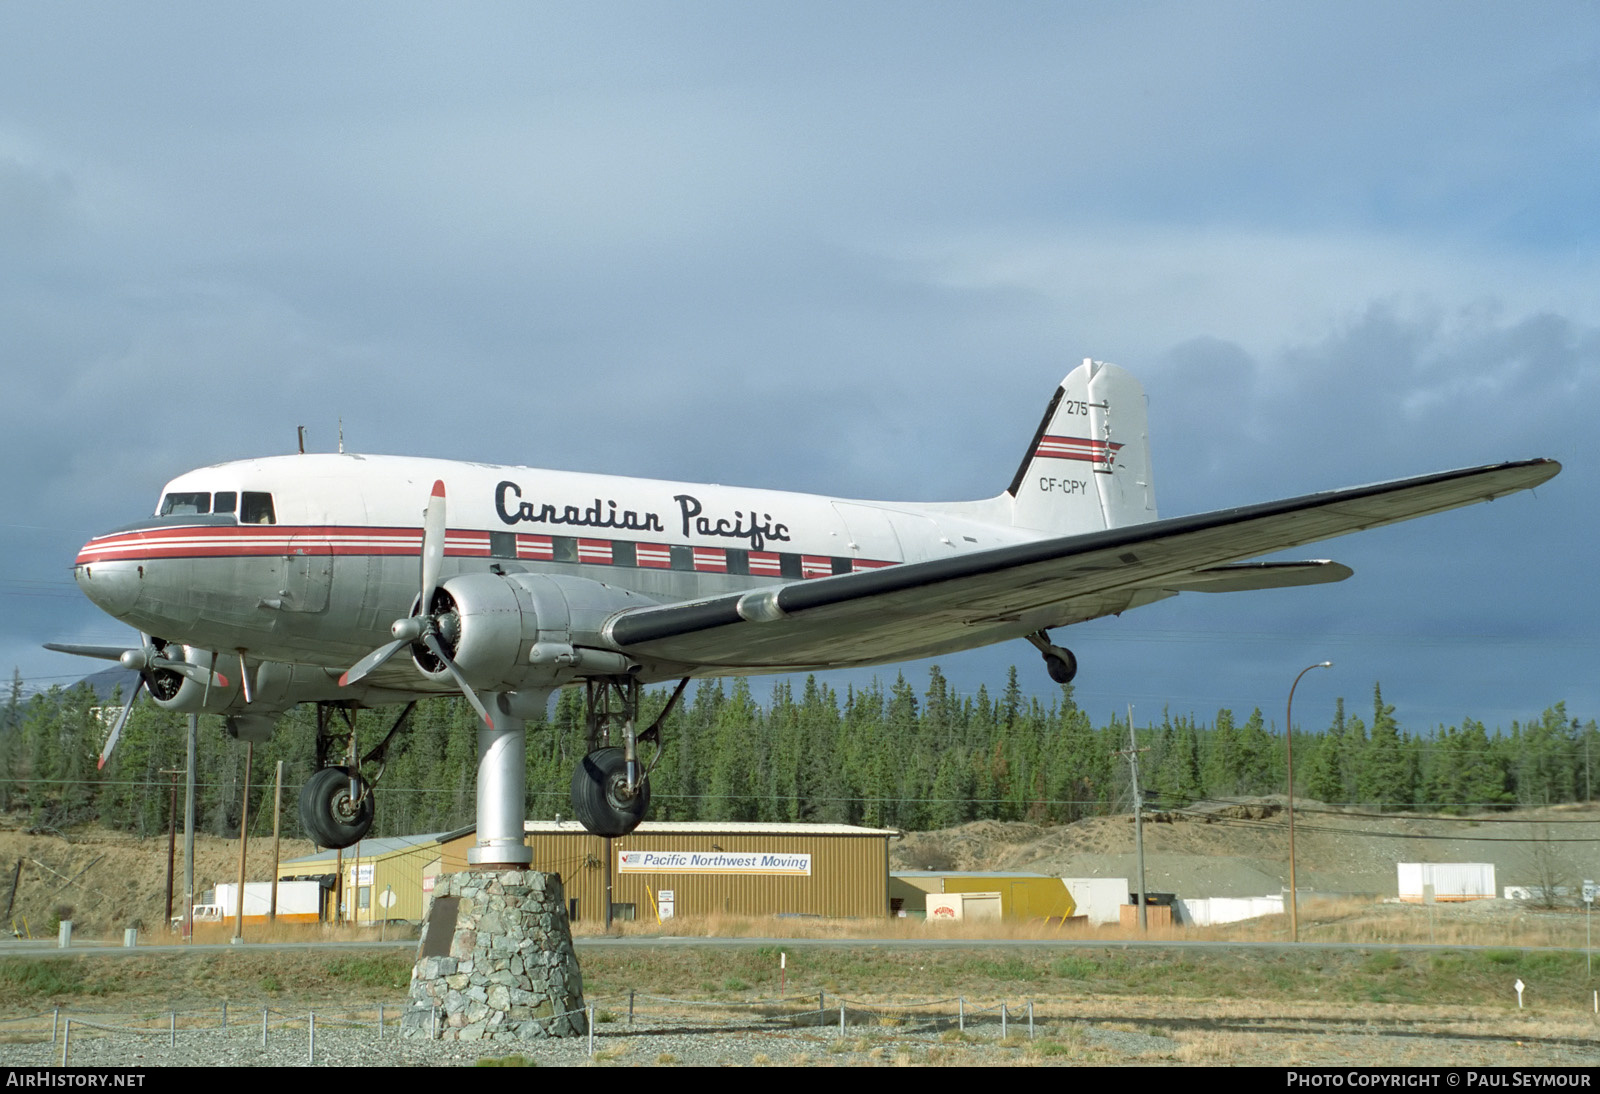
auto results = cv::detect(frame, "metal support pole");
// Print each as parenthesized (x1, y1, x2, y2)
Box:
(468, 711, 532, 867)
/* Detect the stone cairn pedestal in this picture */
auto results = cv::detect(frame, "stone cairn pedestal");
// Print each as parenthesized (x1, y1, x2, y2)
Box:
(399, 870, 587, 1041)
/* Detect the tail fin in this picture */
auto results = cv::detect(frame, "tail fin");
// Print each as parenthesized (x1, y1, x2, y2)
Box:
(1005, 358, 1157, 534)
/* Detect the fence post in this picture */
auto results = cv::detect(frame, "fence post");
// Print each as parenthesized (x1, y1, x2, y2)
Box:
(379, 1003, 384, 1039)
(629, 988, 635, 1025)
(308, 1011, 315, 1064)
(959, 997, 965, 1033)
(1028, 1001, 1034, 1040)
(1001, 1002, 1007, 1039)
(170, 1011, 176, 1048)
(59, 1018, 69, 1067)
(222, 1001, 227, 1028)
(51, 1008, 58, 1044)
(839, 1004, 845, 1036)
(587, 1006, 594, 1058)
(263, 1008, 268, 1049)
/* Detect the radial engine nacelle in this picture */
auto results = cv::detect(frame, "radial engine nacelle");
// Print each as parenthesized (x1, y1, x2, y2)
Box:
(415, 572, 655, 692)
(139, 645, 242, 714)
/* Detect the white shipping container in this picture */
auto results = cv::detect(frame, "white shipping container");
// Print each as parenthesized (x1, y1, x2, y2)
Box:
(1178, 895, 1284, 927)
(1397, 862, 1496, 902)
(1063, 878, 1130, 925)
(924, 891, 1002, 923)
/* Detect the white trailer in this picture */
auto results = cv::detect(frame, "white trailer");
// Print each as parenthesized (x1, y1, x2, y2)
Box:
(213, 880, 326, 924)
(1397, 862, 1496, 902)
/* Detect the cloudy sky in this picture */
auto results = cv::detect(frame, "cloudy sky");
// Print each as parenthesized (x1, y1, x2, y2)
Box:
(2, 3, 1594, 736)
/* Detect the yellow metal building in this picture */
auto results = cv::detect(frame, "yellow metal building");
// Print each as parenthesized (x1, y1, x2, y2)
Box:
(278, 832, 448, 926)
(436, 821, 899, 924)
(891, 871, 1078, 922)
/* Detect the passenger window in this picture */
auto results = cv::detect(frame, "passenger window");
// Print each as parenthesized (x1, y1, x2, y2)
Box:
(213, 491, 237, 516)
(240, 492, 276, 525)
(159, 492, 211, 516)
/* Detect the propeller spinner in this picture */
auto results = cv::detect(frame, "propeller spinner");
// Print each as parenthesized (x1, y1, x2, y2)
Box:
(339, 480, 495, 728)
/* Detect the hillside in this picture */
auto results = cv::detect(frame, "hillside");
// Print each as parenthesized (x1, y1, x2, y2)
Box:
(893, 798, 1600, 901)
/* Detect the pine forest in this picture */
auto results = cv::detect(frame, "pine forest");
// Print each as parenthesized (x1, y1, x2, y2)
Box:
(1, 666, 1594, 842)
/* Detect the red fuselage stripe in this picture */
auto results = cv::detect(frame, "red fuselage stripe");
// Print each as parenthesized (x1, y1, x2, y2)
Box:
(75, 524, 896, 577)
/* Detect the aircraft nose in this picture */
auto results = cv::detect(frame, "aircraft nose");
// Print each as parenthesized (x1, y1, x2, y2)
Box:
(73, 540, 143, 618)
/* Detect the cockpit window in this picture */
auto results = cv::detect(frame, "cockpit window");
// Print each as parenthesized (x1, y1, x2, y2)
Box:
(159, 492, 211, 516)
(240, 492, 276, 525)
(213, 491, 237, 515)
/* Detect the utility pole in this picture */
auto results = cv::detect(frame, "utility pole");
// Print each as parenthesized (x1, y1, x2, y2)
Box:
(1117, 705, 1148, 932)
(231, 742, 252, 943)
(160, 769, 181, 928)
(183, 715, 197, 942)
(270, 762, 282, 924)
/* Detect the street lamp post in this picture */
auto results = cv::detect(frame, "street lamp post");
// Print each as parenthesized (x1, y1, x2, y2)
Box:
(1287, 661, 1333, 942)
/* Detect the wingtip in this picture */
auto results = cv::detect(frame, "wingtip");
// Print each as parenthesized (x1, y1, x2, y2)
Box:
(432, 479, 446, 498)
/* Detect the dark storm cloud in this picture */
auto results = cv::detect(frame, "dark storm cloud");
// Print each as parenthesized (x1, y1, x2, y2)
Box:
(1, 3, 1594, 733)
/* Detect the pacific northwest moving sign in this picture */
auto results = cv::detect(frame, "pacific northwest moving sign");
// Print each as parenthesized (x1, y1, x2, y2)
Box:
(616, 850, 813, 876)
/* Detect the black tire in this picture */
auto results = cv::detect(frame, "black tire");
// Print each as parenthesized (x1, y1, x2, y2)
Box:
(299, 766, 375, 849)
(570, 746, 650, 837)
(1045, 648, 1078, 684)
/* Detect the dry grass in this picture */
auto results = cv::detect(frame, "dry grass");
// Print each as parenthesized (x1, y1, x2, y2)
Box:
(585, 896, 1591, 951)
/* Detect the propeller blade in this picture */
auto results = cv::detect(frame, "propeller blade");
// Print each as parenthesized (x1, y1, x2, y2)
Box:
(340, 638, 408, 688)
(422, 632, 494, 730)
(99, 675, 145, 769)
(43, 643, 135, 661)
(420, 479, 446, 612)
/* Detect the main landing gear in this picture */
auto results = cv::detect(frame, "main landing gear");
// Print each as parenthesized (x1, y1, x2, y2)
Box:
(298, 701, 414, 849)
(1027, 630, 1078, 685)
(569, 676, 689, 837)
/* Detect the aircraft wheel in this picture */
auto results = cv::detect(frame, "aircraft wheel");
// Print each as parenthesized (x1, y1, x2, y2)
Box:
(1044, 647, 1077, 684)
(570, 746, 650, 838)
(299, 766, 375, 849)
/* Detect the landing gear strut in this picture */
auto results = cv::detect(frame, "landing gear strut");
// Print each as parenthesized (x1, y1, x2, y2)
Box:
(297, 701, 414, 849)
(569, 676, 688, 837)
(1026, 630, 1078, 685)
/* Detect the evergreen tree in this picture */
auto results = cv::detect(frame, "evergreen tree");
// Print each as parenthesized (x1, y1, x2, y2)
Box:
(1358, 684, 1412, 810)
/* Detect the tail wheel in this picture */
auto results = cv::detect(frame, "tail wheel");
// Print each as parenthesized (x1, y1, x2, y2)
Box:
(570, 746, 650, 838)
(1045, 647, 1077, 684)
(299, 766, 375, 849)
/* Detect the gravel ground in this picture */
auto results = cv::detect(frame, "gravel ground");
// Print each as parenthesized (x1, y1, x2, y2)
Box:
(0, 1008, 1176, 1067)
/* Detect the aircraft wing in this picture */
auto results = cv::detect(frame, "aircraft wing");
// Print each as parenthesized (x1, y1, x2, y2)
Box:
(603, 459, 1559, 673)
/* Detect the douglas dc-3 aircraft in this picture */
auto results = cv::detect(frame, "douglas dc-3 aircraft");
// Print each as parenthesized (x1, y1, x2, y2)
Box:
(49, 360, 1559, 866)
